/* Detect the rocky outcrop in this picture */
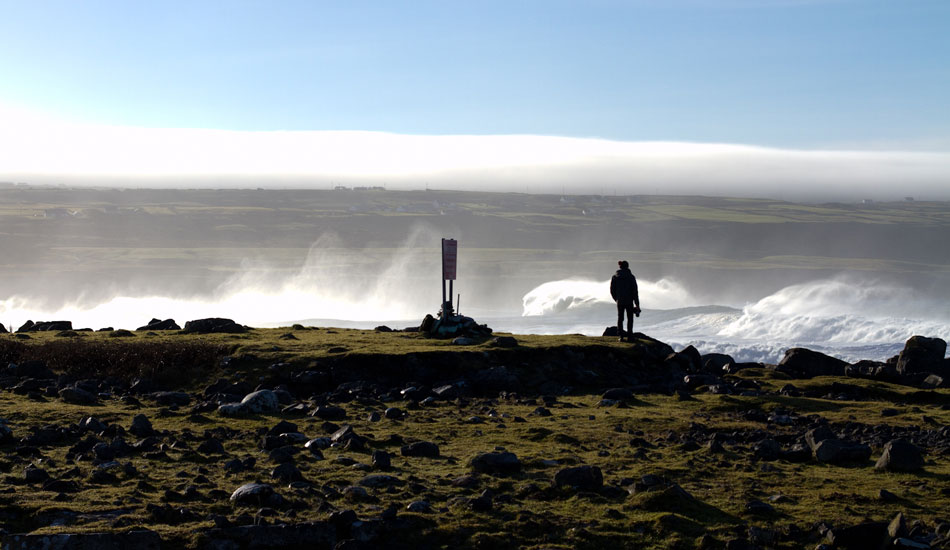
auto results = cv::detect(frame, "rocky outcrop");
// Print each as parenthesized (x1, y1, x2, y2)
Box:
(894, 335, 947, 375)
(776, 348, 849, 378)
(17, 320, 73, 332)
(136, 318, 181, 331)
(182, 318, 246, 334)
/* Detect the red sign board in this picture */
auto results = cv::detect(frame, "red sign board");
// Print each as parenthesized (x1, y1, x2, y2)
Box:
(442, 239, 457, 280)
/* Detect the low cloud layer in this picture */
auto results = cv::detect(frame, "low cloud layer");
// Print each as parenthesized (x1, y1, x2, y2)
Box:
(2, 105, 948, 200)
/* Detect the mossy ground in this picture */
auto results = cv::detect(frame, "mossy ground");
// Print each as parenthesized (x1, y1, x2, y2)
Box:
(1, 330, 948, 549)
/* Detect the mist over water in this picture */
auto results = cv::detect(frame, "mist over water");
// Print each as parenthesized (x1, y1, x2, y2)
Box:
(2, 230, 947, 366)
(0, 230, 442, 331)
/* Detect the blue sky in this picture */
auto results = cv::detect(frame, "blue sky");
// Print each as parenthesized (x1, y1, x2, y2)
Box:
(1, 0, 948, 148)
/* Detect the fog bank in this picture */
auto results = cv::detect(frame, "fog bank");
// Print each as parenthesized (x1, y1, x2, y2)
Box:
(2, 107, 948, 200)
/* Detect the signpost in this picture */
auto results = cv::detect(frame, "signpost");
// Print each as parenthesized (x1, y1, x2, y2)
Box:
(441, 238, 457, 315)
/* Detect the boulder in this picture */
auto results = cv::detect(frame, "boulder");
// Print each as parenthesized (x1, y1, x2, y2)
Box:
(701, 353, 735, 373)
(777, 348, 849, 378)
(0, 322, 6, 333)
(230, 482, 276, 506)
(150, 391, 191, 407)
(805, 426, 837, 451)
(183, 318, 246, 334)
(895, 336, 947, 374)
(18, 320, 73, 332)
(401, 441, 440, 458)
(826, 521, 889, 549)
(59, 386, 97, 405)
(490, 336, 518, 347)
(129, 414, 155, 438)
(554, 465, 603, 491)
(875, 439, 925, 472)
(311, 406, 347, 420)
(470, 451, 522, 474)
(814, 439, 872, 464)
(240, 390, 280, 413)
(921, 374, 945, 388)
(136, 318, 181, 331)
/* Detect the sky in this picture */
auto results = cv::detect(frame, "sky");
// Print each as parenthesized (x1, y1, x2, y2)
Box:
(1, 0, 948, 196)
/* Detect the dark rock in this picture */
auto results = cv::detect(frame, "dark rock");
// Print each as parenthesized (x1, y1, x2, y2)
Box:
(879, 488, 899, 502)
(875, 439, 925, 472)
(108, 329, 135, 338)
(59, 387, 97, 405)
(383, 407, 404, 420)
(826, 521, 889, 550)
(271, 463, 304, 483)
(896, 336, 947, 375)
(371, 450, 391, 470)
(554, 465, 603, 491)
(150, 391, 191, 407)
(406, 500, 431, 513)
(602, 388, 634, 400)
(401, 441, 440, 458)
(20, 320, 73, 332)
(129, 414, 155, 438)
(490, 336, 518, 347)
(197, 439, 225, 454)
(312, 406, 347, 421)
(778, 348, 849, 378)
(753, 439, 781, 461)
(470, 451, 522, 474)
(266, 420, 299, 437)
(805, 426, 837, 450)
(744, 499, 775, 515)
(182, 318, 246, 334)
(24, 465, 50, 483)
(814, 439, 872, 464)
(137, 318, 180, 331)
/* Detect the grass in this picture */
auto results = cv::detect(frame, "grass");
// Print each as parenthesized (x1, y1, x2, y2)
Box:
(1, 329, 948, 548)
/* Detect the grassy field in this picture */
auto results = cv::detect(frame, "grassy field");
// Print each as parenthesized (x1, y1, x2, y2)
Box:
(1, 328, 948, 548)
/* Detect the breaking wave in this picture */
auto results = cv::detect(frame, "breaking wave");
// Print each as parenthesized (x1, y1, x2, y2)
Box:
(517, 275, 950, 363)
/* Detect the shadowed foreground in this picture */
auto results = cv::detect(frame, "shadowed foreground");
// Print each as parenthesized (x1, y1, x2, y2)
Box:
(0, 325, 948, 549)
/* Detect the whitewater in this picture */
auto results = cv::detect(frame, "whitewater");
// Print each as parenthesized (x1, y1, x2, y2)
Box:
(1, 271, 947, 365)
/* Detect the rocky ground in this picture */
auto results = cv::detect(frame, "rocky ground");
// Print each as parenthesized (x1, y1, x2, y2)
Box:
(0, 320, 948, 549)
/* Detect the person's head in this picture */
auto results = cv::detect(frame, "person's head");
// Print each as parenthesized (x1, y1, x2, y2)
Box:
(618, 260, 629, 270)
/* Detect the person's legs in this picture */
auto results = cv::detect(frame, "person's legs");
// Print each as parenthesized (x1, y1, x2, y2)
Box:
(616, 302, 625, 337)
(626, 304, 634, 335)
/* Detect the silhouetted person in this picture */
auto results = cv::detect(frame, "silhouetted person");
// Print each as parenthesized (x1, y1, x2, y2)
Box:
(610, 260, 640, 341)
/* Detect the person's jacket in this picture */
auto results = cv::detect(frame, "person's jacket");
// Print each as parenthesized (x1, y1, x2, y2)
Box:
(610, 268, 639, 304)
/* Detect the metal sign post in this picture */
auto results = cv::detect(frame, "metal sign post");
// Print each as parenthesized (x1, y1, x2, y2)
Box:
(441, 238, 457, 316)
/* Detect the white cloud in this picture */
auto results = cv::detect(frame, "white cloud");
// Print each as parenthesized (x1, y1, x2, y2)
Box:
(1, 102, 948, 200)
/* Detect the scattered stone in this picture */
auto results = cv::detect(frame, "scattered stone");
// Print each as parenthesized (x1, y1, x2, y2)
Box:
(554, 465, 603, 491)
(371, 450, 391, 470)
(406, 500, 431, 513)
(470, 451, 522, 475)
(875, 439, 925, 472)
(490, 336, 518, 347)
(401, 441, 440, 458)
(130, 414, 155, 438)
(230, 483, 275, 506)
(311, 405, 347, 420)
(240, 390, 280, 414)
(59, 387, 97, 405)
